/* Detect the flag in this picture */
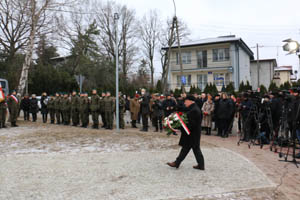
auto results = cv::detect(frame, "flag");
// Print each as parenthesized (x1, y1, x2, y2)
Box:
(0, 82, 4, 102)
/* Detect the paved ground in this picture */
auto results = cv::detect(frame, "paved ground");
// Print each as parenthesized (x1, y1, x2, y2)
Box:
(0, 117, 297, 199)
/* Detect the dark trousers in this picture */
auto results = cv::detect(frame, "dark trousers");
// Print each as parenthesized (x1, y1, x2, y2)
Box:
(42, 113, 47, 123)
(142, 113, 148, 130)
(153, 116, 162, 131)
(175, 145, 205, 168)
(23, 110, 30, 121)
(101, 112, 106, 127)
(32, 113, 37, 122)
(218, 119, 230, 137)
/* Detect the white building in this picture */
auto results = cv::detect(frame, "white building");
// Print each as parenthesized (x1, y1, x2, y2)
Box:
(273, 66, 296, 86)
(163, 35, 254, 91)
(250, 59, 277, 90)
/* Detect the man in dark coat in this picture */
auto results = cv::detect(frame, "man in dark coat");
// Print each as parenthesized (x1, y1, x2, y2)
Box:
(139, 89, 150, 132)
(7, 90, 19, 127)
(167, 95, 205, 170)
(41, 92, 48, 123)
(20, 94, 30, 121)
(30, 94, 39, 122)
(162, 94, 176, 117)
(151, 94, 164, 132)
(217, 93, 234, 138)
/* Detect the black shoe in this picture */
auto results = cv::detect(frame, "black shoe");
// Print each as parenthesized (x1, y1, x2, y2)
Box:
(193, 165, 205, 170)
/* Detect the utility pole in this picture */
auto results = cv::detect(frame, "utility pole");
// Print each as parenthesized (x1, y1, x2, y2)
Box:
(174, 16, 185, 93)
(256, 44, 260, 89)
(114, 13, 120, 132)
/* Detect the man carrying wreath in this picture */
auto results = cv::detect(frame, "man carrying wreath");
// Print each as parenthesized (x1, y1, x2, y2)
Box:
(167, 95, 205, 170)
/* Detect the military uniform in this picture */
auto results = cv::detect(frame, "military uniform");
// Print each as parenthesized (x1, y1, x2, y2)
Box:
(104, 96, 115, 129)
(79, 95, 90, 128)
(47, 97, 55, 124)
(118, 97, 126, 129)
(7, 94, 19, 127)
(71, 94, 80, 126)
(99, 96, 106, 128)
(54, 95, 61, 124)
(90, 94, 100, 129)
(0, 96, 7, 128)
(61, 96, 71, 125)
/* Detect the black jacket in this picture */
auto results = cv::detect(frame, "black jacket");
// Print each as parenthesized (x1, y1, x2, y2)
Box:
(179, 103, 202, 148)
(140, 95, 150, 115)
(152, 100, 163, 117)
(21, 98, 30, 111)
(41, 95, 48, 114)
(30, 98, 39, 114)
(217, 98, 234, 120)
(162, 99, 176, 116)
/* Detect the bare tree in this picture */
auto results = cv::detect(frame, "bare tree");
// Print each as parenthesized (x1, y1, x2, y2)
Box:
(139, 10, 160, 89)
(94, 1, 138, 80)
(17, 0, 76, 95)
(0, 0, 31, 60)
(159, 18, 190, 92)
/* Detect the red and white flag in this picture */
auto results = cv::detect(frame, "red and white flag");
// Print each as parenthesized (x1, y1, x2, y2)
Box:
(10, 95, 18, 103)
(0, 83, 4, 101)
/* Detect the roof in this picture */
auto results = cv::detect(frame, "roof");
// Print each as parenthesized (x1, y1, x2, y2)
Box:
(250, 59, 277, 67)
(275, 66, 293, 71)
(162, 35, 254, 59)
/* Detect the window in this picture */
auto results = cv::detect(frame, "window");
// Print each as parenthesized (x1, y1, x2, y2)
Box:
(197, 50, 207, 68)
(176, 52, 191, 64)
(213, 73, 225, 86)
(177, 75, 191, 86)
(197, 74, 208, 90)
(212, 48, 230, 62)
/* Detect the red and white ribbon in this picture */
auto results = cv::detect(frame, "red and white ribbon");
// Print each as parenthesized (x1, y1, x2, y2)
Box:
(176, 112, 191, 135)
(166, 118, 178, 133)
(10, 95, 18, 103)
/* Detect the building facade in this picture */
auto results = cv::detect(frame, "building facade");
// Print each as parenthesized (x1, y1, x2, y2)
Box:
(164, 36, 254, 92)
(250, 59, 277, 90)
(273, 66, 295, 86)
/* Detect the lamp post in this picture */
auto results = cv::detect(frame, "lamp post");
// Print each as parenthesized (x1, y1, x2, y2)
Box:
(114, 13, 120, 132)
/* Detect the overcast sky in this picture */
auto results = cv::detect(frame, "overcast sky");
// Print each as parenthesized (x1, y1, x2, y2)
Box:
(114, 0, 300, 78)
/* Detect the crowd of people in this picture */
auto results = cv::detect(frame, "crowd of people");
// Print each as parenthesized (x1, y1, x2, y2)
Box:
(1, 88, 300, 149)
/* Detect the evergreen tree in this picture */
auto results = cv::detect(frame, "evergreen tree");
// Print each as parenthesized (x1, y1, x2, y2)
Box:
(225, 82, 235, 95)
(259, 85, 267, 94)
(268, 81, 278, 92)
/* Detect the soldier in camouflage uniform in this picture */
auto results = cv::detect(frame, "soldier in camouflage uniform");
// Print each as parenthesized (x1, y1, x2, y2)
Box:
(61, 93, 71, 125)
(79, 92, 90, 128)
(104, 91, 114, 129)
(0, 95, 7, 128)
(90, 89, 100, 129)
(54, 93, 61, 124)
(60, 93, 64, 123)
(47, 95, 55, 124)
(118, 92, 126, 129)
(71, 91, 80, 126)
(100, 92, 106, 128)
(7, 91, 19, 127)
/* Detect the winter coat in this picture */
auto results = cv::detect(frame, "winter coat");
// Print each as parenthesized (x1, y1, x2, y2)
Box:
(130, 98, 140, 120)
(162, 99, 176, 117)
(20, 98, 30, 111)
(140, 95, 150, 115)
(41, 95, 48, 114)
(152, 100, 164, 118)
(30, 98, 39, 114)
(217, 98, 234, 120)
(201, 100, 214, 128)
(179, 103, 202, 148)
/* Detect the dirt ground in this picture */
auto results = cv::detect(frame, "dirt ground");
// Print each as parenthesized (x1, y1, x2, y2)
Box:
(0, 117, 297, 199)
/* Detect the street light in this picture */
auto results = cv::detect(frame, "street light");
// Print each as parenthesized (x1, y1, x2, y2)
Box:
(282, 39, 300, 54)
(114, 13, 120, 132)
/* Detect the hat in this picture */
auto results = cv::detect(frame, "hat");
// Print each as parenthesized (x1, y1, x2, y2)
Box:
(185, 95, 196, 101)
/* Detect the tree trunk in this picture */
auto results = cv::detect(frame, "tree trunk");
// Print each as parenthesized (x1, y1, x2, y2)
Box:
(17, 18, 37, 95)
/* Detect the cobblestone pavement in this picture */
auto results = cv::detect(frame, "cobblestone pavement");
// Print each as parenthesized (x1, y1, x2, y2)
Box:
(0, 119, 294, 199)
